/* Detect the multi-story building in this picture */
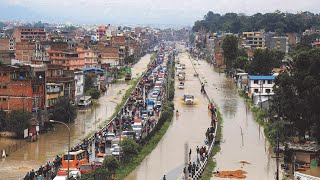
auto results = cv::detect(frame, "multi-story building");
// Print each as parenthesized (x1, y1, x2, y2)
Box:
(80, 49, 99, 68)
(15, 41, 34, 62)
(46, 64, 75, 107)
(242, 31, 265, 49)
(74, 70, 84, 104)
(98, 46, 119, 66)
(13, 27, 46, 43)
(0, 37, 15, 51)
(47, 49, 85, 70)
(0, 64, 45, 112)
(96, 25, 109, 41)
(270, 37, 288, 53)
(32, 40, 50, 64)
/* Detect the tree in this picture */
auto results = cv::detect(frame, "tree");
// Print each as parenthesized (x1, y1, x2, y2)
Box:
(50, 97, 77, 123)
(233, 56, 249, 70)
(6, 110, 31, 138)
(272, 49, 320, 142)
(85, 88, 101, 99)
(246, 48, 284, 75)
(84, 74, 94, 93)
(0, 109, 7, 131)
(124, 55, 136, 64)
(103, 156, 119, 172)
(221, 35, 238, 73)
(120, 138, 140, 159)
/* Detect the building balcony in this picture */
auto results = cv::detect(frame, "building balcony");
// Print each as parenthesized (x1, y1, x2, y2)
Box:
(47, 76, 75, 83)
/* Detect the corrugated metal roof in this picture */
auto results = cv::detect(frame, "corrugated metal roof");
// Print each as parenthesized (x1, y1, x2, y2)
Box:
(248, 75, 275, 80)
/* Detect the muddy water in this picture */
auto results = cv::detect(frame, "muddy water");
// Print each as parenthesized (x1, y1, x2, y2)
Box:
(126, 46, 278, 180)
(188, 56, 279, 179)
(126, 50, 213, 180)
(0, 54, 152, 179)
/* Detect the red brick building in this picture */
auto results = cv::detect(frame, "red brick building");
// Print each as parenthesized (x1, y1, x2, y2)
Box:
(15, 41, 35, 62)
(13, 27, 46, 43)
(0, 64, 45, 112)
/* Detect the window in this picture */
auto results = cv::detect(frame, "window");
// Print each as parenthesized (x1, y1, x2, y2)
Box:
(2, 98, 7, 101)
(261, 80, 265, 84)
(86, 52, 89, 55)
(56, 70, 61, 76)
(266, 89, 271, 93)
(268, 80, 272, 84)
(253, 80, 258, 84)
(33, 86, 39, 93)
(254, 89, 259, 93)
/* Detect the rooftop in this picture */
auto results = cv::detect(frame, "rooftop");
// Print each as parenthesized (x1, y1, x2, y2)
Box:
(248, 75, 275, 80)
(287, 142, 320, 153)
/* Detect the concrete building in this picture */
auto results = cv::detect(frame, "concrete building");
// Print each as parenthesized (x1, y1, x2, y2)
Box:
(270, 37, 288, 53)
(247, 75, 275, 106)
(242, 31, 265, 49)
(74, 70, 84, 104)
(46, 64, 75, 107)
(13, 27, 46, 43)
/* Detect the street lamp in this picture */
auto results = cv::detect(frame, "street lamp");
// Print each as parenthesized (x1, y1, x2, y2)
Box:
(49, 120, 71, 179)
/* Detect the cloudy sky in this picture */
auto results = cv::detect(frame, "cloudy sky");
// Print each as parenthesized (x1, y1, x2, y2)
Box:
(0, 0, 319, 25)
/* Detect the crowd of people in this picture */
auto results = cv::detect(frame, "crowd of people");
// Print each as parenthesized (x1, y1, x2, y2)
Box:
(179, 79, 218, 179)
(23, 53, 167, 180)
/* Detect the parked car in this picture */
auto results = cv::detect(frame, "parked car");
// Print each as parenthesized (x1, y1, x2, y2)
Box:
(112, 147, 123, 157)
(79, 164, 94, 174)
(106, 133, 116, 143)
(121, 131, 137, 140)
(110, 144, 119, 153)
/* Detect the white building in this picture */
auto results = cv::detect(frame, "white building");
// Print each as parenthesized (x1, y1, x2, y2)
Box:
(74, 70, 84, 104)
(248, 75, 275, 106)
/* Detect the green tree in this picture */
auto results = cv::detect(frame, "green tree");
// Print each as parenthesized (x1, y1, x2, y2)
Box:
(120, 138, 140, 161)
(221, 35, 238, 73)
(84, 74, 94, 93)
(50, 97, 77, 123)
(233, 56, 249, 70)
(272, 49, 320, 142)
(124, 55, 136, 64)
(0, 109, 7, 131)
(103, 156, 119, 172)
(246, 48, 284, 75)
(94, 167, 111, 180)
(85, 88, 101, 99)
(6, 110, 31, 138)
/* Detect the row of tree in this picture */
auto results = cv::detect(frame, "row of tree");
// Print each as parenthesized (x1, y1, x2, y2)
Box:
(271, 48, 320, 142)
(221, 35, 284, 75)
(193, 11, 320, 34)
(0, 109, 31, 138)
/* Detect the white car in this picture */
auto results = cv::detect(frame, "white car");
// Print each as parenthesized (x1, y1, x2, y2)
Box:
(179, 82, 184, 89)
(153, 86, 160, 91)
(110, 144, 119, 153)
(112, 147, 123, 157)
(151, 91, 159, 98)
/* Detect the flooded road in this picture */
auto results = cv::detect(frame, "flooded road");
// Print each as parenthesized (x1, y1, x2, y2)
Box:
(188, 56, 279, 179)
(126, 50, 213, 180)
(126, 45, 278, 180)
(0, 54, 152, 179)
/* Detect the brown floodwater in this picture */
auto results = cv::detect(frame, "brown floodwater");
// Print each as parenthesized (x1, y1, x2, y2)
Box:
(0, 54, 151, 179)
(126, 45, 280, 180)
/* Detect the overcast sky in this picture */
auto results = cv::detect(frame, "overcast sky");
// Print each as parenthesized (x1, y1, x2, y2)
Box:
(0, 0, 320, 25)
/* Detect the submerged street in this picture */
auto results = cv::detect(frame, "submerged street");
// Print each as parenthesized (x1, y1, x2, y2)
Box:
(126, 45, 279, 180)
(0, 54, 152, 179)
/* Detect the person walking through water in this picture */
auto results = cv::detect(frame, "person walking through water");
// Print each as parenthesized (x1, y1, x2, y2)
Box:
(200, 83, 205, 94)
(189, 148, 192, 160)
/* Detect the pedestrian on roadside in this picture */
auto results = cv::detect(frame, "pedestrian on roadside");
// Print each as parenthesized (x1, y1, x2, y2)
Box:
(163, 175, 166, 180)
(196, 146, 200, 156)
(30, 169, 35, 180)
